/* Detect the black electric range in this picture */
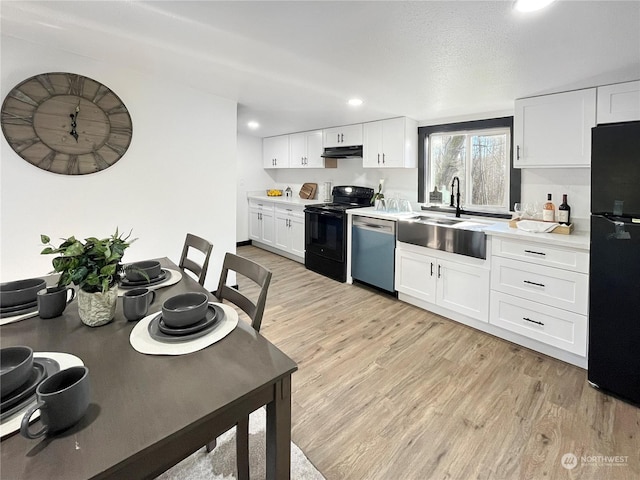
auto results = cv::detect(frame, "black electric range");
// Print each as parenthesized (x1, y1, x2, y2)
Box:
(304, 186, 374, 282)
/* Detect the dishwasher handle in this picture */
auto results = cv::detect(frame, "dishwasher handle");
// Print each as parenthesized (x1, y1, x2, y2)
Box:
(353, 216, 396, 235)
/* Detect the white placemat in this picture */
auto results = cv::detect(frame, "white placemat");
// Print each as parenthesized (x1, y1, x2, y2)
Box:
(117, 268, 183, 296)
(0, 352, 84, 439)
(0, 310, 39, 326)
(129, 303, 238, 355)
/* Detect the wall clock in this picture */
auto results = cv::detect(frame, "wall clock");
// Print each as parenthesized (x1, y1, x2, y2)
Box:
(1, 72, 132, 175)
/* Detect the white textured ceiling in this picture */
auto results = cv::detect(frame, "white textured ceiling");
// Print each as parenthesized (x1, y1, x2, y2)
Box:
(2, 1, 639, 137)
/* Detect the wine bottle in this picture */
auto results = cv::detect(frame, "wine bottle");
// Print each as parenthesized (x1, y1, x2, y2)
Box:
(542, 193, 555, 222)
(558, 194, 571, 225)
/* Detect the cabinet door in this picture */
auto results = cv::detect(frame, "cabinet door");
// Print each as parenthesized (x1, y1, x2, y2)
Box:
(362, 121, 383, 168)
(260, 210, 275, 245)
(395, 248, 437, 302)
(289, 215, 305, 257)
(380, 117, 406, 167)
(514, 88, 596, 168)
(323, 124, 363, 148)
(304, 130, 324, 168)
(597, 81, 640, 124)
(274, 214, 290, 250)
(249, 209, 262, 241)
(289, 133, 307, 168)
(263, 135, 290, 168)
(436, 259, 489, 322)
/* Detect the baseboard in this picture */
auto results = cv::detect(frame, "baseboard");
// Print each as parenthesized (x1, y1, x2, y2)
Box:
(237, 240, 252, 247)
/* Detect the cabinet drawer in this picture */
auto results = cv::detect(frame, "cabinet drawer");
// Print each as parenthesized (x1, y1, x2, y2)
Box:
(275, 205, 304, 218)
(490, 291, 587, 356)
(249, 199, 274, 211)
(491, 256, 588, 315)
(492, 237, 589, 273)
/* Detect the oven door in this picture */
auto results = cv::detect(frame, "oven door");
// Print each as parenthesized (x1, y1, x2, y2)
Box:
(305, 208, 345, 263)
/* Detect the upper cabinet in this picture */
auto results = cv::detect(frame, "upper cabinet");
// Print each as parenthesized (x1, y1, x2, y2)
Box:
(514, 88, 596, 168)
(322, 124, 363, 148)
(362, 117, 418, 168)
(597, 80, 640, 124)
(289, 130, 326, 168)
(263, 135, 290, 169)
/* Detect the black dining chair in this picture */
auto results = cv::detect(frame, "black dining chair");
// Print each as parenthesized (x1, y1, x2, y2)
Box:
(178, 233, 213, 286)
(205, 252, 273, 479)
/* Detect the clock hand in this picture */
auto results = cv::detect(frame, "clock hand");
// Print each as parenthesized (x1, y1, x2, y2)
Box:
(69, 105, 80, 142)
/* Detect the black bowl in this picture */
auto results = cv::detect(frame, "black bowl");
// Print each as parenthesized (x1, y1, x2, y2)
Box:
(162, 292, 209, 328)
(125, 261, 162, 282)
(0, 278, 47, 308)
(0, 346, 34, 398)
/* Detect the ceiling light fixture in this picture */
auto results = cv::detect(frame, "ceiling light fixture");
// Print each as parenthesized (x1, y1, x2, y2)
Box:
(348, 98, 363, 107)
(247, 121, 260, 129)
(514, 0, 555, 12)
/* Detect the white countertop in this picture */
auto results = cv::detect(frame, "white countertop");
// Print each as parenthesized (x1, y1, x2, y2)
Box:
(348, 207, 590, 251)
(248, 195, 321, 206)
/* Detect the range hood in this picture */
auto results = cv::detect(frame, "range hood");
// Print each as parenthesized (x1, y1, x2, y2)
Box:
(321, 145, 363, 159)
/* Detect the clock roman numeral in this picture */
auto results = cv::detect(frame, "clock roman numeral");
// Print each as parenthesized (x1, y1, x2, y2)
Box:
(11, 137, 41, 152)
(1, 111, 34, 126)
(8, 90, 39, 108)
(92, 85, 110, 104)
(36, 74, 56, 96)
(110, 125, 132, 136)
(37, 150, 56, 170)
(106, 105, 129, 115)
(66, 155, 80, 174)
(67, 75, 85, 97)
(93, 151, 110, 170)
(104, 142, 127, 156)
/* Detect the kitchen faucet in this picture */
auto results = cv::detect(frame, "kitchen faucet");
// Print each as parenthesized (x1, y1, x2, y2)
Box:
(450, 176, 462, 217)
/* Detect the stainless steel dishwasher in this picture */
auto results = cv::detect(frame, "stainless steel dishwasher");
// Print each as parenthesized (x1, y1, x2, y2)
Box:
(351, 216, 396, 293)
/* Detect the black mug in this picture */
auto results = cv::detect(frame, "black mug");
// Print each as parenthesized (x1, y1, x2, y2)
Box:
(123, 288, 156, 321)
(37, 286, 75, 319)
(20, 366, 90, 438)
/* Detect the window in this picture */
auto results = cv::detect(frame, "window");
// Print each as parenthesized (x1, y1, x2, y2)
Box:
(418, 117, 519, 215)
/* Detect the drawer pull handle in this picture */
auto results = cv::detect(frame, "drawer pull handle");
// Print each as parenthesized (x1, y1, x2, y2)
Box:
(523, 317, 544, 326)
(524, 250, 546, 256)
(438, 265, 442, 278)
(430, 262, 434, 276)
(523, 280, 545, 288)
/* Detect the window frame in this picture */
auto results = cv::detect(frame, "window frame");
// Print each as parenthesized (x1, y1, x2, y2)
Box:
(418, 116, 520, 216)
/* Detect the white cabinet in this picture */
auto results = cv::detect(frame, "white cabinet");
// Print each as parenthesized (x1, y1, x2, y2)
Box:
(597, 80, 640, 124)
(289, 130, 325, 168)
(395, 242, 489, 322)
(263, 135, 290, 168)
(323, 124, 363, 148)
(514, 88, 596, 168)
(249, 200, 275, 246)
(274, 205, 305, 258)
(363, 117, 418, 168)
(489, 236, 588, 356)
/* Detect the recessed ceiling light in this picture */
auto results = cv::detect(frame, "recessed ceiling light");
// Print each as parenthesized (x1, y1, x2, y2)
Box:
(348, 98, 363, 107)
(514, 0, 555, 12)
(247, 121, 260, 129)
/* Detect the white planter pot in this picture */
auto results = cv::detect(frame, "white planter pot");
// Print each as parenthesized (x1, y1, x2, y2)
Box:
(77, 285, 118, 327)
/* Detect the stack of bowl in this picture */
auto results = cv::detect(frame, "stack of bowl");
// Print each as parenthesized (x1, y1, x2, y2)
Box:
(161, 292, 209, 329)
(0, 279, 46, 318)
(1, 346, 34, 399)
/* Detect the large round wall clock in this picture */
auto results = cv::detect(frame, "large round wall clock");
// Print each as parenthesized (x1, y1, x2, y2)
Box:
(1, 72, 132, 175)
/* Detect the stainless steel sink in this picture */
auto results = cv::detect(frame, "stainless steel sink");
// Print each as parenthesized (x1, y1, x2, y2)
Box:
(397, 216, 487, 259)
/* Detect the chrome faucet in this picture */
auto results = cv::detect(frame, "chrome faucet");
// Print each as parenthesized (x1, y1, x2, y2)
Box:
(450, 176, 462, 217)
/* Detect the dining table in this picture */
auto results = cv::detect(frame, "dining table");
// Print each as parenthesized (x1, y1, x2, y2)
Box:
(0, 257, 298, 479)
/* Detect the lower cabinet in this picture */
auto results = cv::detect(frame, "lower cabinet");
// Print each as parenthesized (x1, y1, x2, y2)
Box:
(274, 206, 305, 258)
(248, 198, 304, 262)
(395, 242, 489, 322)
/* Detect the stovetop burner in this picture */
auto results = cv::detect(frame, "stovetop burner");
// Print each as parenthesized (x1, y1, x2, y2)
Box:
(305, 185, 374, 213)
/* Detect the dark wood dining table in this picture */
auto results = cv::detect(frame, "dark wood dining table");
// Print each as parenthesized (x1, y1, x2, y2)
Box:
(0, 257, 297, 479)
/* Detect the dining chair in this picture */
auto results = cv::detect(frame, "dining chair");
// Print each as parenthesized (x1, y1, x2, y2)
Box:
(205, 252, 273, 479)
(178, 233, 213, 286)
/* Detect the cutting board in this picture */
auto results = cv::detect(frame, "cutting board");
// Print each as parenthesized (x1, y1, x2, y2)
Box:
(299, 183, 317, 199)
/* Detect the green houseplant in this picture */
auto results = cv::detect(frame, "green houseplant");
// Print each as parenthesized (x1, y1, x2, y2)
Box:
(41, 229, 135, 327)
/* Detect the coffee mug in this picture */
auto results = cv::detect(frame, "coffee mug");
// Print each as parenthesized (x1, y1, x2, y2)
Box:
(123, 288, 156, 321)
(37, 286, 75, 319)
(20, 366, 90, 439)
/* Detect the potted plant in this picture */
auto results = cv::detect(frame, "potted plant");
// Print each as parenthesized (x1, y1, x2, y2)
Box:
(41, 229, 135, 327)
(371, 179, 385, 210)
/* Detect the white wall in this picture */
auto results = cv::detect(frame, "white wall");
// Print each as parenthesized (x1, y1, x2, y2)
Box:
(1, 36, 238, 292)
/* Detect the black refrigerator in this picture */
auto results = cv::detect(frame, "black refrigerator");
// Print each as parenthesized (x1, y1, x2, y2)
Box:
(588, 121, 640, 406)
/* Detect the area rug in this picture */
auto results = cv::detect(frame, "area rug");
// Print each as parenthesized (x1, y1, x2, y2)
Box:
(156, 408, 325, 480)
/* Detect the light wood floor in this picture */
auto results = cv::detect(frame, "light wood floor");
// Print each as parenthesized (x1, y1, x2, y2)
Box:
(235, 245, 640, 480)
